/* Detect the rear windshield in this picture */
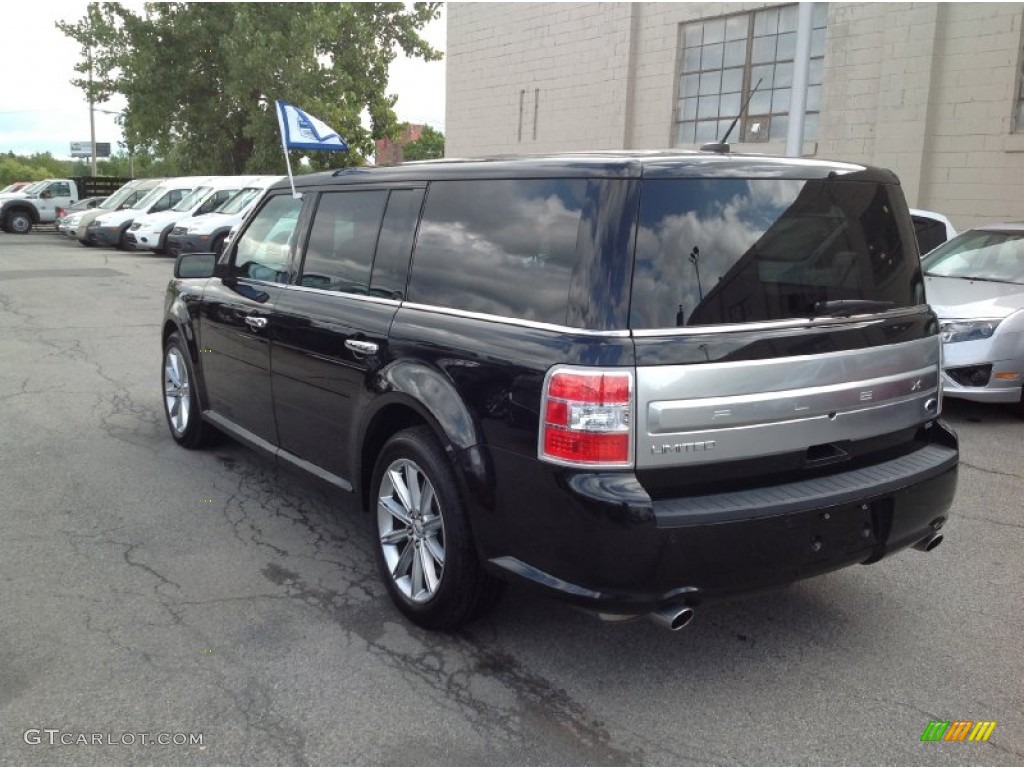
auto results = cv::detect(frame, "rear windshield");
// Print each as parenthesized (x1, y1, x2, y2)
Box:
(630, 178, 921, 328)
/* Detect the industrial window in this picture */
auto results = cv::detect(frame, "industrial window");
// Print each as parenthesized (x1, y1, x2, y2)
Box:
(674, 4, 828, 147)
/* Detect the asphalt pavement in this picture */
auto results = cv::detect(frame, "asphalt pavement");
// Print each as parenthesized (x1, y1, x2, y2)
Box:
(0, 232, 1022, 766)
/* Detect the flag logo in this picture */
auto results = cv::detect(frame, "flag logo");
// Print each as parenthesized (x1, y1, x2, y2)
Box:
(920, 721, 997, 742)
(275, 100, 349, 153)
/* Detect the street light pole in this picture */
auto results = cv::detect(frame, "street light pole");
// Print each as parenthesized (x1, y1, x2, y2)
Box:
(88, 47, 97, 176)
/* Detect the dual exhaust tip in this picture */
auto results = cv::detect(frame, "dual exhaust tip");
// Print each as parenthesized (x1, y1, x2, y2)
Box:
(913, 531, 944, 552)
(596, 604, 696, 631)
(648, 604, 695, 631)
(613, 532, 945, 632)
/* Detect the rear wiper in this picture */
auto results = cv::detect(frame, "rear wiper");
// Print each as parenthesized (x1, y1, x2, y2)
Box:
(925, 273, 1019, 284)
(811, 299, 895, 317)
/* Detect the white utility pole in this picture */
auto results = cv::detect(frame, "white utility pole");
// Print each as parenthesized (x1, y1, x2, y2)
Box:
(88, 47, 98, 175)
(786, 2, 814, 157)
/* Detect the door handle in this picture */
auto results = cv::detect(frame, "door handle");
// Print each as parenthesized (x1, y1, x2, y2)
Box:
(244, 315, 268, 330)
(345, 339, 379, 355)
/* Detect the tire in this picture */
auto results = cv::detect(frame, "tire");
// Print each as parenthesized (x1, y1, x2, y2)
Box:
(117, 225, 131, 250)
(370, 426, 503, 630)
(162, 332, 221, 449)
(7, 211, 32, 234)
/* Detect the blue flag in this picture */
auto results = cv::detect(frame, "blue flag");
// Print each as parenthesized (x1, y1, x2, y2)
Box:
(275, 100, 349, 152)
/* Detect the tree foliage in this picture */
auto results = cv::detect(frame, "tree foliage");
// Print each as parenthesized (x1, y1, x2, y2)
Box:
(401, 124, 445, 161)
(0, 151, 178, 186)
(57, 2, 441, 175)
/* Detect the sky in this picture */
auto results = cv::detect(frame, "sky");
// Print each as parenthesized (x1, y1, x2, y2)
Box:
(0, 1, 446, 160)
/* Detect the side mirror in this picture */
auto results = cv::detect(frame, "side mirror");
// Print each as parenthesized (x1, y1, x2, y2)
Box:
(40, 190, 52, 199)
(174, 252, 217, 279)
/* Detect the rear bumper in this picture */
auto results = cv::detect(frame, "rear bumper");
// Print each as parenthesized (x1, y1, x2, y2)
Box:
(476, 422, 959, 614)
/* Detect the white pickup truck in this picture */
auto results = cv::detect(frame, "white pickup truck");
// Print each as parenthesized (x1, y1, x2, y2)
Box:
(0, 176, 132, 234)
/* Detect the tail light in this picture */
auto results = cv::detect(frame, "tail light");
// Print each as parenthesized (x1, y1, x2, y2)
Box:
(539, 367, 633, 467)
(56, 208, 66, 218)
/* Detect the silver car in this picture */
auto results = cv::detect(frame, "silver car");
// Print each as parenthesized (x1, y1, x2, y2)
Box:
(923, 223, 1024, 414)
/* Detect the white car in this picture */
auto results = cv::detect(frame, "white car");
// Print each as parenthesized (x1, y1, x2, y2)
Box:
(923, 223, 1024, 415)
(165, 176, 281, 257)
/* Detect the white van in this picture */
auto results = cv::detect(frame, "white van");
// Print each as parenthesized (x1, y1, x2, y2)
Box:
(165, 176, 282, 257)
(129, 176, 260, 253)
(85, 177, 213, 249)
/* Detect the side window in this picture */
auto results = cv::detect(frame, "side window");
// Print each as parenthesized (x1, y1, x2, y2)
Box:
(150, 191, 181, 213)
(912, 216, 948, 256)
(198, 191, 230, 215)
(298, 191, 388, 294)
(231, 195, 303, 282)
(408, 179, 586, 324)
(370, 189, 424, 299)
(52, 182, 71, 197)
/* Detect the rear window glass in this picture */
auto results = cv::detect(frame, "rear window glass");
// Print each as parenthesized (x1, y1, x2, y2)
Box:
(631, 178, 921, 328)
(408, 179, 586, 324)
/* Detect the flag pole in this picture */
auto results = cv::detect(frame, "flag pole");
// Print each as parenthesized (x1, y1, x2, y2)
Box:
(275, 100, 300, 199)
(280, 138, 299, 199)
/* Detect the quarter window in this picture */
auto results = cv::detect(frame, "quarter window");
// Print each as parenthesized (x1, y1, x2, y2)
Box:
(370, 189, 425, 300)
(299, 191, 388, 294)
(231, 194, 303, 282)
(675, 3, 827, 146)
(408, 179, 586, 324)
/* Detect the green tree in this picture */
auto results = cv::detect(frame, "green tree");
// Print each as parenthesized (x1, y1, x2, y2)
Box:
(58, 2, 441, 175)
(401, 124, 445, 161)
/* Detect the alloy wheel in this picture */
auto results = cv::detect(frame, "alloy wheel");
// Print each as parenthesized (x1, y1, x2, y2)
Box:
(377, 458, 446, 603)
(163, 347, 191, 435)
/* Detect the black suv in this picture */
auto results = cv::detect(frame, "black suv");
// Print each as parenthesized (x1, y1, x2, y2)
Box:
(163, 152, 959, 631)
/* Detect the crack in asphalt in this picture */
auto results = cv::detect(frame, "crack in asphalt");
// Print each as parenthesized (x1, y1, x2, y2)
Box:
(196, 451, 646, 764)
(959, 460, 1023, 481)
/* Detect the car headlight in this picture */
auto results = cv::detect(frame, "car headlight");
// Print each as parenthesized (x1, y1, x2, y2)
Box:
(940, 319, 1002, 343)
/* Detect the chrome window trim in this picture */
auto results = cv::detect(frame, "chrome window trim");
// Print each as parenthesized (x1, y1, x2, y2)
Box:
(282, 283, 402, 306)
(630, 306, 929, 337)
(400, 302, 632, 338)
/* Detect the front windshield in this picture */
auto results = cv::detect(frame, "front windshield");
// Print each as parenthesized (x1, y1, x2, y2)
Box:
(19, 181, 48, 195)
(100, 185, 139, 210)
(131, 185, 168, 210)
(173, 186, 214, 212)
(218, 187, 263, 215)
(923, 230, 1024, 285)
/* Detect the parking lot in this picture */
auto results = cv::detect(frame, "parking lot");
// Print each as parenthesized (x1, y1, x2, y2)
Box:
(1, 232, 1022, 766)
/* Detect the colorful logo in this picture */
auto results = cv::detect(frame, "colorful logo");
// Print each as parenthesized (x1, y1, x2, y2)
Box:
(921, 721, 997, 742)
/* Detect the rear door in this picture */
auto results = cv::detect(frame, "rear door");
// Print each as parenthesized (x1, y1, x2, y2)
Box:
(198, 193, 307, 444)
(628, 174, 940, 497)
(268, 186, 423, 481)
